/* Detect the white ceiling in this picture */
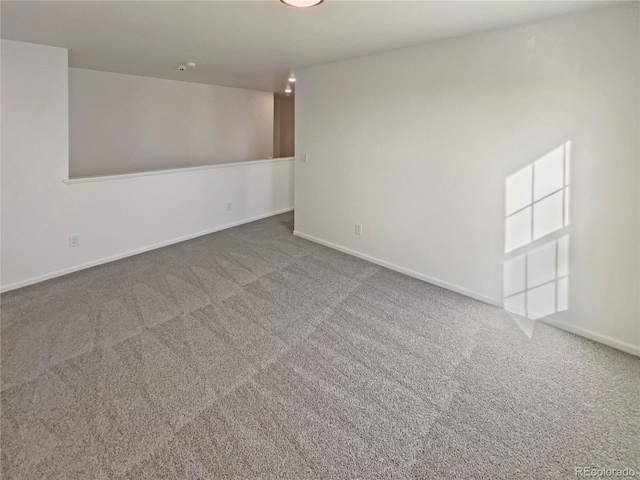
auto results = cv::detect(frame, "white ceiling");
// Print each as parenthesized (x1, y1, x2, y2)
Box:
(1, 0, 619, 92)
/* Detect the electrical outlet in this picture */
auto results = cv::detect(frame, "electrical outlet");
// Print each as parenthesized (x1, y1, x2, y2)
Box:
(355, 224, 363, 236)
(300, 153, 308, 163)
(226, 203, 232, 211)
(69, 235, 80, 247)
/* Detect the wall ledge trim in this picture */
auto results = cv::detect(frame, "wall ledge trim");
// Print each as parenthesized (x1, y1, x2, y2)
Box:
(1, 207, 294, 293)
(64, 157, 294, 184)
(293, 229, 501, 306)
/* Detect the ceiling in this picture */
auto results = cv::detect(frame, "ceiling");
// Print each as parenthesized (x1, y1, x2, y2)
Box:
(1, 0, 619, 93)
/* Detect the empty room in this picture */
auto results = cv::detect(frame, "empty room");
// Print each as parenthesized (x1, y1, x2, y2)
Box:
(1, 0, 638, 478)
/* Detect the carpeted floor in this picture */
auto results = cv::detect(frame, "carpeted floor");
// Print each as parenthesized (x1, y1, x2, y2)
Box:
(1, 211, 638, 479)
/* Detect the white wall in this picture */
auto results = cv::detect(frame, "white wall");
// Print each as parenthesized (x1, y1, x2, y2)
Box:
(69, 68, 274, 177)
(295, 4, 640, 354)
(1, 40, 294, 291)
(1, 40, 71, 289)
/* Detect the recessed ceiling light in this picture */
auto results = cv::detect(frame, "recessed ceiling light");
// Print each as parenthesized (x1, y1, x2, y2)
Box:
(280, 0, 324, 8)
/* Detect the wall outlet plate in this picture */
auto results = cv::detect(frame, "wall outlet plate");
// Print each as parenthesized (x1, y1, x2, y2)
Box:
(300, 153, 308, 163)
(355, 224, 363, 236)
(69, 235, 80, 247)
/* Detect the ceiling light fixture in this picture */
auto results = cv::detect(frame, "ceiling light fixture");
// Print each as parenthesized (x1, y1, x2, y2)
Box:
(177, 62, 196, 71)
(280, 0, 324, 8)
(285, 85, 292, 93)
(288, 76, 296, 82)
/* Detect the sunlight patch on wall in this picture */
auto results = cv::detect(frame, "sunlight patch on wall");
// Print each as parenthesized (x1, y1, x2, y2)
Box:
(503, 142, 571, 324)
(503, 234, 570, 320)
(505, 142, 570, 253)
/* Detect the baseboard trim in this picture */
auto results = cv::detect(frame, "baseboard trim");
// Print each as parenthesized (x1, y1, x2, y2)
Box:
(294, 230, 640, 357)
(1, 207, 294, 293)
(293, 230, 501, 307)
(540, 317, 640, 357)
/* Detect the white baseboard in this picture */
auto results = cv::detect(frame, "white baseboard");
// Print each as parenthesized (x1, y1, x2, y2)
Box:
(540, 317, 640, 357)
(293, 230, 640, 357)
(293, 230, 501, 307)
(1, 207, 294, 293)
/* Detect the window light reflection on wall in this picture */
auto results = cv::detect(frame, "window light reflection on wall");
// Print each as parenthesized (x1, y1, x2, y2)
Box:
(503, 141, 571, 322)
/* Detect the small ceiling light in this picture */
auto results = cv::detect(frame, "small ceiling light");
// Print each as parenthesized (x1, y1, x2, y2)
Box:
(285, 85, 292, 93)
(288, 76, 296, 82)
(178, 62, 196, 71)
(280, 0, 324, 8)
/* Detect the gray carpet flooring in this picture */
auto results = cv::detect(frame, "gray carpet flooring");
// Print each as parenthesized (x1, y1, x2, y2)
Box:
(1, 212, 638, 479)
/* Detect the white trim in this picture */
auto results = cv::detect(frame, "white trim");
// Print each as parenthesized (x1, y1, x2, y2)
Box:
(293, 230, 640, 357)
(293, 230, 501, 307)
(540, 317, 640, 357)
(63, 157, 295, 184)
(1, 207, 294, 293)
